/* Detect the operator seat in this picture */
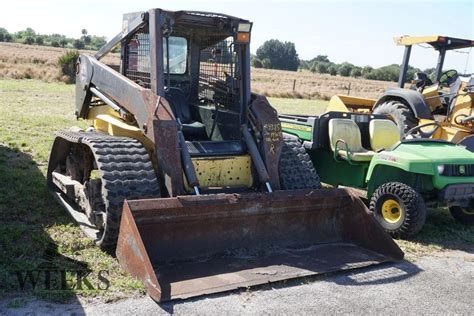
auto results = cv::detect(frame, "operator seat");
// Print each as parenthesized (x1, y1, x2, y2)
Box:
(446, 77, 463, 108)
(369, 119, 400, 151)
(328, 119, 374, 162)
(413, 72, 433, 92)
(165, 88, 207, 138)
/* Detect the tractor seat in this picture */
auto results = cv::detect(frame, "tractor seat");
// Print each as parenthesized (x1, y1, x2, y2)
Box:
(369, 119, 400, 151)
(328, 119, 374, 162)
(165, 88, 207, 138)
(447, 77, 463, 108)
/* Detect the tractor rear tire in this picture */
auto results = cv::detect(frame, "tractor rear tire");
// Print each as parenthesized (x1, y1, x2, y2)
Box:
(369, 182, 426, 238)
(279, 134, 321, 190)
(449, 206, 474, 224)
(373, 100, 418, 136)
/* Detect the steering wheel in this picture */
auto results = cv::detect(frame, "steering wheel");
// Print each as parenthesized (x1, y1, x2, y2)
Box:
(438, 69, 458, 88)
(403, 122, 440, 139)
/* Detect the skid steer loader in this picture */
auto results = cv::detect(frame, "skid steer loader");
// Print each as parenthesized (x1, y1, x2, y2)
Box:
(47, 9, 403, 302)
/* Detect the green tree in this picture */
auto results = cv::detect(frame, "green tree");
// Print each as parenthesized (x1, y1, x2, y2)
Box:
(16, 27, 36, 40)
(256, 39, 299, 71)
(35, 36, 44, 45)
(261, 58, 272, 69)
(0, 27, 7, 42)
(51, 40, 60, 47)
(60, 38, 68, 48)
(84, 35, 91, 45)
(362, 66, 373, 78)
(316, 62, 329, 74)
(366, 64, 399, 81)
(299, 60, 310, 70)
(351, 67, 362, 77)
(24, 27, 35, 37)
(73, 39, 85, 49)
(252, 58, 263, 68)
(90, 36, 106, 50)
(338, 62, 354, 77)
(314, 55, 330, 63)
(24, 36, 34, 45)
(328, 65, 338, 76)
(4, 33, 12, 42)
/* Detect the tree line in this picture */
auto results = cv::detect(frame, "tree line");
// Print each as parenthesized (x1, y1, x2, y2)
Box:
(252, 39, 436, 82)
(0, 29, 436, 83)
(0, 27, 107, 50)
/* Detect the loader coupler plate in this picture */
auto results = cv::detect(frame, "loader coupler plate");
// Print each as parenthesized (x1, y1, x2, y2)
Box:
(116, 188, 403, 302)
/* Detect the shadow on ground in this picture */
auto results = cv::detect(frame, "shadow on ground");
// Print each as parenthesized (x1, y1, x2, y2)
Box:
(156, 259, 422, 313)
(0, 145, 85, 312)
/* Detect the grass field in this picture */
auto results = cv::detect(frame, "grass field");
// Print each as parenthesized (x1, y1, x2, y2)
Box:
(252, 68, 397, 100)
(0, 79, 473, 304)
(0, 42, 395, 99)
(0, 43, 119, 83)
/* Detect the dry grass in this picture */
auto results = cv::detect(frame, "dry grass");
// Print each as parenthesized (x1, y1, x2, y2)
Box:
(0, 43, 119, 83)
(1, 42, 396, 99)
(252, 68, 397, 100)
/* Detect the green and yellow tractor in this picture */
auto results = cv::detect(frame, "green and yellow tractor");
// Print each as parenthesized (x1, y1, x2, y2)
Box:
(328, 35, 474, 151)
(281, 111, 474, 238)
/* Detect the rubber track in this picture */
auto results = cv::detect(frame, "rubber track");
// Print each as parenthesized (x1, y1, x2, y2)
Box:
(56, 130, 160, 246)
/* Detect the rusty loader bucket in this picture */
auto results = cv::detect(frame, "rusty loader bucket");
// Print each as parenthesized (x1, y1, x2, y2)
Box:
(116, 188, 403, 302)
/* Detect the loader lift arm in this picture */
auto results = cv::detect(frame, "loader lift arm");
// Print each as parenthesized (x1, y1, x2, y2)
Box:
(76, 55, 185, 196)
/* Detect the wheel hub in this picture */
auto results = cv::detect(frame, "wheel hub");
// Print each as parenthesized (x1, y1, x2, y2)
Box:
(381, 199, 402, 223)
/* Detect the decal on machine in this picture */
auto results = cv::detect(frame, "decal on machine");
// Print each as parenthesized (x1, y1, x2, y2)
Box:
(263, 123, 282, 154)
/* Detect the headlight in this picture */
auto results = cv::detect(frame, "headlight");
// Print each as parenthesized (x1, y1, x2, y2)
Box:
(238, 23, 252, 32)
(437, 165, 445, 174)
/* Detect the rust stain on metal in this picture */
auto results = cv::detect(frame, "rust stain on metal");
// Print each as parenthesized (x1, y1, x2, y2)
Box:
(249, 94, 283, 189)
(116, 188, 404, 302)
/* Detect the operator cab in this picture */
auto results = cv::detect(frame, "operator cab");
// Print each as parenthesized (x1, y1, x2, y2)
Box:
(122, 11, 252, 157)
(396, 36, 473, 114)
(410, 68, 464, 115)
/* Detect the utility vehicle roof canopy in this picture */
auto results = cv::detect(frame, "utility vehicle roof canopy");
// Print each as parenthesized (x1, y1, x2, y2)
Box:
(394, 35, 474, 51)
(395, 35, 474, 87)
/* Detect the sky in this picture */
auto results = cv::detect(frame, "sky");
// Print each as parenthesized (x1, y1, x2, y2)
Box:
(2, 0, 473, 72)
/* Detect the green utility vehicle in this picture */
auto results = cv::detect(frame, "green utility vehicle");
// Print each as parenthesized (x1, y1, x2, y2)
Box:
(281, 111, 474, 238)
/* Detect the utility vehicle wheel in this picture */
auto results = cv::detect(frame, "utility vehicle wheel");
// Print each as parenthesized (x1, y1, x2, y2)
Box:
(449, 206, 474, 224)
(369, 182, 426, 238)
(373, 100, 418, 136)
(279, 134, 321, 190)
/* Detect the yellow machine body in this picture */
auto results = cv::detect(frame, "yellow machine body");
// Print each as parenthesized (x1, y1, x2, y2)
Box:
(327, 95, 376, 114)
(88, 106, 254, 190)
